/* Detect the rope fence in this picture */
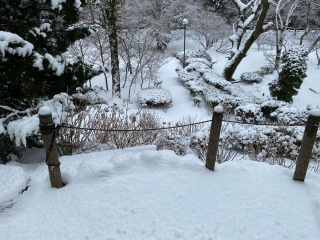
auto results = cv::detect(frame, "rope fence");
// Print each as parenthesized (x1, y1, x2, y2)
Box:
(57, 119, 318, 132)
(39, 109, 320, 187)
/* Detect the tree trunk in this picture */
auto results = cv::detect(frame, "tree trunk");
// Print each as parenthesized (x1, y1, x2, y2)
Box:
(105, 0, 121, 98)
(223, 0, 271, 81)
(274, 37, 283, 72)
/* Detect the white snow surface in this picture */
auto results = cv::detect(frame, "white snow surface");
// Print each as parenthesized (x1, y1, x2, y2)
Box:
(1, 146, 320, 239)
(0, 165, 29, 211)
(214, 105, 223, 113)
(38, 106, 52, 116)
(309, 109, 320, 117)
(0, 31, 34, 57)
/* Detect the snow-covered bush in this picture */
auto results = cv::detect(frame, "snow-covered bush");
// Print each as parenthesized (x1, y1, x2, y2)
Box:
(270, 105, 309, 124)
(156, 116, 207, 160)
(260, 100, 288, 118)
(235, 104, 265, 123)
(72, 86, 108, 109)
(185, 58, 212, 68)
(269, 46, 309, 102)
(185, 61, 211, 75)
(240, 72, 263, 83)
(221, 123, 320, 162)
(258, 64, 274, 75)
(58, 100, 162, 154)
(137, 88, 172, 107)
(176, 67, 201, 84)
(202, 72, 231, 90)
(174, 49, 212, 64)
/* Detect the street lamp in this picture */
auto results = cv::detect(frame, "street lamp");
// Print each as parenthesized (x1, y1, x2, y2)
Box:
(182, 18, 188, 68)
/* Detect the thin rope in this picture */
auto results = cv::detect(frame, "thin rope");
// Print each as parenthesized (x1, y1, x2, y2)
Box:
(59, 119, 213, 132)
(57, 118, 316, 132)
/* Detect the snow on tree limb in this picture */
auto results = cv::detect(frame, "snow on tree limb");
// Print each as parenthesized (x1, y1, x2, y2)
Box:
(0, 31, 34, 57)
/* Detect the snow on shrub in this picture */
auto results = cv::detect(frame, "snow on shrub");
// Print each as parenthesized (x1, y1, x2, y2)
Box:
(137, 88, 172, 107)
(202, 72, 231, 90)
(220, 124, 320, 161)
(240, 72, 263, 83)
(185, 58, 212, 68)
(174, 49, 212, 63)
(270, 105, 309, 124)
(185, 61, 210, 75)
(260, 100, 289, 118)
(72, 86, 108, 106)
(235, 104, 265, 123)
(258, 64, 274, 75)
(176, 67, 201, 84)
(204, 86, 244, 109)
(5, 93, 75, 147)
(269, 45, 308, 102)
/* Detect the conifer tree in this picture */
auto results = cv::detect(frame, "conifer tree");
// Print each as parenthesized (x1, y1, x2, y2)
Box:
(0, 0, 101, 110)
(269, 45, 308, 102)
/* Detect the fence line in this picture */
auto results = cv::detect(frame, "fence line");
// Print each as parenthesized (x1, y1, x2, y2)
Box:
(58, 119, 316, 133)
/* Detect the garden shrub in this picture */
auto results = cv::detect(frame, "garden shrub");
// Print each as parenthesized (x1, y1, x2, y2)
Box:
(137, 88, 173, 107)
(240, 72, 263, 83)
(258, 64, 274, 75)
(174, 49, 212, 64)
(235, 104, 265, 123)
(269, 45, 308, 102)
(260, 100, 288, 118)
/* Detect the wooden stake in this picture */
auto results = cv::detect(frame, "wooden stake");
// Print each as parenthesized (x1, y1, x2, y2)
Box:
(293, 113, 320, 182)
(39, 108, 63, 188)
(206, 106, 223, 171)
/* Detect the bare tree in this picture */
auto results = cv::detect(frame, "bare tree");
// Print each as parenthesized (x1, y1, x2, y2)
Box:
(223, 0, 273, 81)
(190, 10, 231, 51)
(272, 0, 299, 72)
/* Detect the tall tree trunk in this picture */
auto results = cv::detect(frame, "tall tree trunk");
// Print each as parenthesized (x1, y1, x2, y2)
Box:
(274, 37, 283, 72)
(223, 0, 271, 81)
(105, 0, 121, 98)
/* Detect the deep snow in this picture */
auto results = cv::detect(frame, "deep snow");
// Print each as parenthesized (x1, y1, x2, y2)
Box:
(1, 146, 320, 240)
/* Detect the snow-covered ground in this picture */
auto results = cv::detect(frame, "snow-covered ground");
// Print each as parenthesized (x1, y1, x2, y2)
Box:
(1, 39, 320, 239)
(1, 146, 320, 240)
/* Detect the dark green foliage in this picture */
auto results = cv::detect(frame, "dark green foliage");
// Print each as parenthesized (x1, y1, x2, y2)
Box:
(0, 0, 100, 110)
(0, 134, 22, 164)
(269, 46, 308, 103)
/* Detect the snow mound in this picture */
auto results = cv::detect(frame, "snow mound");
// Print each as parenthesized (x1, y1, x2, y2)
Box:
(0, 165, 29, 211)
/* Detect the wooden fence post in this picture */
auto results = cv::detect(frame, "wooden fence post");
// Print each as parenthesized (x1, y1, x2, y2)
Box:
(38, 107, 63, 188)
(293, 112, 320, 182)
(206, 106, 223, 171)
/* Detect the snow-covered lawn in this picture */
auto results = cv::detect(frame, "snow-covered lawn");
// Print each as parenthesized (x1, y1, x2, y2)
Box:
(1, 146, 320, 240)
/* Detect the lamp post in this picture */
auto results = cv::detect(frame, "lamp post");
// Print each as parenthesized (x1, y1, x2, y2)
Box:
(182, 18, 188, 68)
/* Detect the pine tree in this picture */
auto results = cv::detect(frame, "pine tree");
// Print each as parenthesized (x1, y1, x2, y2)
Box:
(0, 0, 101, 110)
(269, 45, 308, 103)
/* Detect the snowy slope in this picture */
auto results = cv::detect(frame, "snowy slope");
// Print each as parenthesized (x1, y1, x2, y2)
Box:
(1, 146, 319, 240)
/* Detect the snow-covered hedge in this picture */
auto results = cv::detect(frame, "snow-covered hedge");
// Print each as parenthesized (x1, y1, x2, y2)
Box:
(221, 124, 320, 161)
(202, 72, 231, 90)
(260, 100, 288, 117)
(235, 104, 265, 123)
(176, 67, 201, 84)
(270, 105, 309, 124)
(137, 88, 172, 107)
(240, 72, 263, 83)
(174, 49, 212, 64)
(185, 58, 212, 68)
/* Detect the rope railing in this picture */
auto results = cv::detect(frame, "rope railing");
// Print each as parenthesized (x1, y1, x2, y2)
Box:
(58, 119, 318, 132)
